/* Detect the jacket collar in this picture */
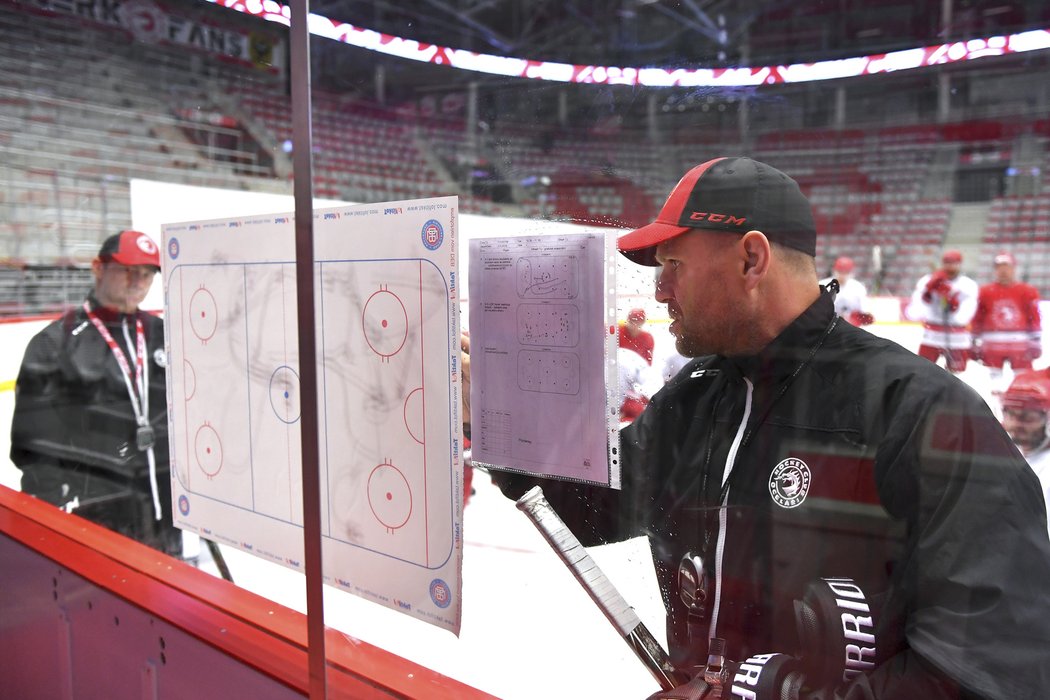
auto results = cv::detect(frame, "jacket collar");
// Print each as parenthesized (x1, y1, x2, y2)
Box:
(726, 286, 836, 383)
(85, 294, 140, 325)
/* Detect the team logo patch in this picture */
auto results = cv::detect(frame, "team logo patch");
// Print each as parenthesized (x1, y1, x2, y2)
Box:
(167, 237, 180, 260)
(153, 349, 168, 368)
(178, 494, 190, 516)
(429, 578, 452, 608)
(136, 234, 158, 255)
(993, 304, 1018, 325)
(422, 219, 444, 250)
(768, 457, 811, 509)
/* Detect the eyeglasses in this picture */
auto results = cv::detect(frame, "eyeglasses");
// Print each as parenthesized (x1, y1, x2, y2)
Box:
(104, 263, 157, 282)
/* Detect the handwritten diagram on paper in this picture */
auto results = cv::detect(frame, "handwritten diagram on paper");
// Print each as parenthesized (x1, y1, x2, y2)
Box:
(161, 198, 463, 634)
(468, 232, 619, 487)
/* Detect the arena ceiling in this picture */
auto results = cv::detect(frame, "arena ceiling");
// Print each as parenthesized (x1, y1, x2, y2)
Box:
(310, 0, 1049, 69)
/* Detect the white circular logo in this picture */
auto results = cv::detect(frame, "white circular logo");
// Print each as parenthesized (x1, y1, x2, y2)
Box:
(994, 303, 1018, 326)
(136, 235, 158, 255)
(768, 458, 811, 509)
(153, 348, 168, 369)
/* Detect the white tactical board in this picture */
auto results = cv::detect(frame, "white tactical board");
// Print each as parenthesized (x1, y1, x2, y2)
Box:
(161, 197, 463, 634)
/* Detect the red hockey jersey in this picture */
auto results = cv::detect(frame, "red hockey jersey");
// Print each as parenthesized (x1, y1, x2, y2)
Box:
(972, 281, 1041, 353)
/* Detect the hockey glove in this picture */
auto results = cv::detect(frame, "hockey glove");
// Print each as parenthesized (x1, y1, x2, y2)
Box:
(922, 271, 949, 303)
(793, 577, 880, 693)
(848, 311, 875, 326)
(646, 654, 806, 700)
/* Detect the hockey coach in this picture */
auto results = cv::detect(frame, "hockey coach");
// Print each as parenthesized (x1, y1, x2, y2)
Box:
(492, 157, 1050, 699)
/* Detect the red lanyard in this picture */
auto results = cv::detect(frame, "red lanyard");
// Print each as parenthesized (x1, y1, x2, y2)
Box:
(83, 301, 162, 521)
(83, 301, 148, 422)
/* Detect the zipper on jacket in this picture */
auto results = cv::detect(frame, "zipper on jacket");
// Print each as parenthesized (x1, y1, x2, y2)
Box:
(701, 313, 838, 645)
(708, 376, 753, 642)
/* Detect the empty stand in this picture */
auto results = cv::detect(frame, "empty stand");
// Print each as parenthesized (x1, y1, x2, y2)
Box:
(0, 2, 281, 282)
(1, 2, 1049, 308)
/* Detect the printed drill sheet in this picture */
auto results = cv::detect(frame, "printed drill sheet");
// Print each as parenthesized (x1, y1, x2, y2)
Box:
(161, 197, 463, 634)
(468, 232, 620, 488)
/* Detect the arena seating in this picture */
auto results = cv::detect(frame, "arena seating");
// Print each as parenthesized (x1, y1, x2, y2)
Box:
(0, 2, 288, 311)
(1, 1, 1049, 307)
(227, 80, 455, 202)
(750, 127, 948, 291)
(983, 193, 1050, 291)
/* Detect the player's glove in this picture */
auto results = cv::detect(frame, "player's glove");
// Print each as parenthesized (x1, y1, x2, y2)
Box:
(848, 311, 875, 326)
(922, 271, 950, 302)
(646, 656, 805, 700)
(726, 653, 805, 700)
(794, 577, 880, 693)
(651, 576, 880, 700)
(946, 292, 960, 312)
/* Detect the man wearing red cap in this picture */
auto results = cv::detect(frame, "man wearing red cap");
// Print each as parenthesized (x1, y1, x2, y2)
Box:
(11, 230, 181, 557)
(971, 251, 1042, 388)
(1000, 369, 1050, 538)
(492, 157, 1050, 699)
(905, 250, 979, 373)
(618, 307, 655, 364)
(819, 256, 872, 326)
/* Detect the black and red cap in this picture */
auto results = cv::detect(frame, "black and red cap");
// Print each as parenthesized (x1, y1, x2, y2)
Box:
(618, 156, 817, 266)
(97, 230, 160, 269)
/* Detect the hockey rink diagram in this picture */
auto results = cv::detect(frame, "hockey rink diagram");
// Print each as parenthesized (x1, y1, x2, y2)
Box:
(516, 254, 578, 298)
(515, 266, 583, 395)
(318, 258, 455, 567)
(517, 303, 579, 347)
(469, 232, 619, 487)
(158, 198, 463, 635)
(167, 258, 454, 568)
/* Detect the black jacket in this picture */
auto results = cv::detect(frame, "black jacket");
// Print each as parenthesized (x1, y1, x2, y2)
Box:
(11, 296, 177, 552)
(494, 290, 1050, 699)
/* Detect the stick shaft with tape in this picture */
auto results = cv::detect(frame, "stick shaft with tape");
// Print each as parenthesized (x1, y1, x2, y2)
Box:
(516, 486, 688, 690)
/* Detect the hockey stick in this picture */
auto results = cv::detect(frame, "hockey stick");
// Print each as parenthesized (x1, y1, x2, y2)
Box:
(516, 485, 689, 690)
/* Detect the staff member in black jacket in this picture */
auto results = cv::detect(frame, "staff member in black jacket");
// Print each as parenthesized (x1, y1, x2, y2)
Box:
(11, 230, 180, 556)
(492, 157, 1050, 699)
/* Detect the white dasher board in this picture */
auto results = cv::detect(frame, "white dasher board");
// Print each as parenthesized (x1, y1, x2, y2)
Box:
(161, 197, 463, 634)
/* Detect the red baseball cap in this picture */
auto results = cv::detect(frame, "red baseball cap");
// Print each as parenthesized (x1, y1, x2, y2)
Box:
(833, 256, 855, 273)
(993, 251, 1016, 266)
(97, 230, 160, 269)
(941, 250, 963, 264)
(618, 157, 817, 266)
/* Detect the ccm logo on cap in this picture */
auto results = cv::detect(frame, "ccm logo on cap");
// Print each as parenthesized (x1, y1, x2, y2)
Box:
(689, 211, 747, 226)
